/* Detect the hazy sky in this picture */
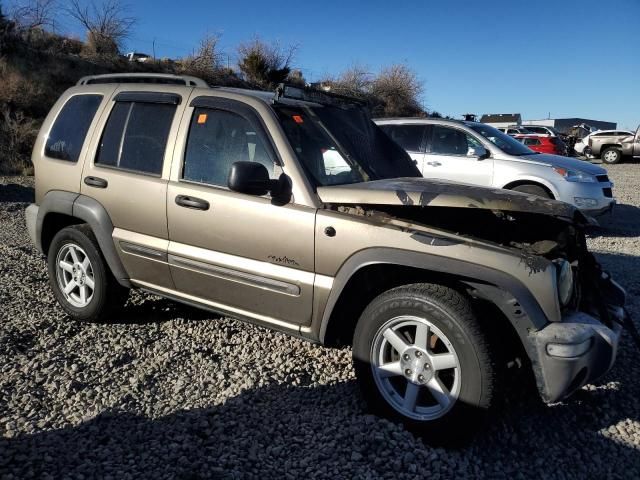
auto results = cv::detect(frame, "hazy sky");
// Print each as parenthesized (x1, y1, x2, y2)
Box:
(59, 0, 640, 129)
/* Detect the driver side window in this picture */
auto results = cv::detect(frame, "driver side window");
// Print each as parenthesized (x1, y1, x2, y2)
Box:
(182, 108, 278, 187)
(431, 126, 478, 156)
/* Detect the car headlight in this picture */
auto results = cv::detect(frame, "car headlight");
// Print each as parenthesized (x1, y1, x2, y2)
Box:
(552, 167, 596, 183)
(555, 259, 574, 307)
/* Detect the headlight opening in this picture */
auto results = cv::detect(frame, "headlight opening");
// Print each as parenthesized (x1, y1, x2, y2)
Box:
(555, 259, 575, 307)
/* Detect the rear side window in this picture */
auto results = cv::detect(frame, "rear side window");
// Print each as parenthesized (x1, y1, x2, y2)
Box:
(379, 125, 425, 152)
(45, 95, 103, 162)
(96, 101, 176, 175)
(182, 108, 278, 187)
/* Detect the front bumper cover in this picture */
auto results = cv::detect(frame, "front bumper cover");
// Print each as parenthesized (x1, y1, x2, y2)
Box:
(529, 307, 624, 403)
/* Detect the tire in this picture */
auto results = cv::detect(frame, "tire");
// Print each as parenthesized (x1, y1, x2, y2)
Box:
(511, 184, 552, 199)
(601, 148, 622, 164)
(352, 283, 496, 446)
(48, 224, 129, 322)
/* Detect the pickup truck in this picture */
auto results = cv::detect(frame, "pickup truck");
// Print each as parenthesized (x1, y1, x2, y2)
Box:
(589, 126, 640, 164)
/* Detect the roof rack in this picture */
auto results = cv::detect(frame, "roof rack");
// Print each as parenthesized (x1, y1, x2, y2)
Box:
(274, 83, 367, 108)
(76, 73, 208, 88)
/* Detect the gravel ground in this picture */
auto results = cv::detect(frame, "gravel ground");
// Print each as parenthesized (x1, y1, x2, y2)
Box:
(1, 165, 639, 479)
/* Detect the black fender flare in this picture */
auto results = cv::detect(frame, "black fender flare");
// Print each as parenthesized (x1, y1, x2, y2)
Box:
(318, 247, 551, 345)
(36, 191, 131, 288)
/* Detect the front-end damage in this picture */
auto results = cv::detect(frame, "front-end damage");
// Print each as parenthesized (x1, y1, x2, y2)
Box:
(319, 177, 628, 403)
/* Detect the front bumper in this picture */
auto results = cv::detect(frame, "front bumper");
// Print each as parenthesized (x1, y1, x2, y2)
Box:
(582, 199, 616, 218)
(529, 307, 624, 403)
(557, 180, 615, 217)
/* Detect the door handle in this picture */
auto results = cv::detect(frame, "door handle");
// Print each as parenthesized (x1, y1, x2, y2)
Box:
(175, 195, 210, 211)
(426, 161, 442, 167)
(84, 176, 108, 188)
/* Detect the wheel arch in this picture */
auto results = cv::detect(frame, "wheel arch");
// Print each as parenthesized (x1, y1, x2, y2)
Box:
(36, 191, 131, 287)
(501, 179, 556, 199)
(319, 248, 549, 355)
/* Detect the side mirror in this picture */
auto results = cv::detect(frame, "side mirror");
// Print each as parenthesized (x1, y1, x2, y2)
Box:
(228, 161, 273, 196)
(468, 145, 490, 160)
(228, 161, 292, 203)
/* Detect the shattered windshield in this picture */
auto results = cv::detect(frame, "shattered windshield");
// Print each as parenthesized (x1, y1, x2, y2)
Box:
(467, 123, 537, 156)
(274, 104, 421, 186)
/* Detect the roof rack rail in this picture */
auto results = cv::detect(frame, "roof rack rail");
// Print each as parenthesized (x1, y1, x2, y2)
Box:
(274, 83, 367, 108)
(77, 73, 208, 88)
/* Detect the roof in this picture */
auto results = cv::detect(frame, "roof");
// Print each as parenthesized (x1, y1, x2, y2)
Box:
(480, 113, 522, 123)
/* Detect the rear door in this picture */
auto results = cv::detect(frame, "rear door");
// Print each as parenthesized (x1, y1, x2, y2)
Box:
(81, 87, 186, 289)
(423, 125, 493, 186)
(378, 124, 426, 171)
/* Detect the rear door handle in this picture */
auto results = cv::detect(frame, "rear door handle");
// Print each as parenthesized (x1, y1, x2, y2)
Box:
(84, 176, 108, 188)
(426, 161, 442, 167)
(175, 195, 210, 211)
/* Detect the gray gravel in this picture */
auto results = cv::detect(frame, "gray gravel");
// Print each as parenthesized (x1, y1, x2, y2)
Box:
(1, 165, 640, 479)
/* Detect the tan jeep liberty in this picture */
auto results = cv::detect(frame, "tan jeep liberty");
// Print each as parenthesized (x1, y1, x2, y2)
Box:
(25, 73, 628, 443)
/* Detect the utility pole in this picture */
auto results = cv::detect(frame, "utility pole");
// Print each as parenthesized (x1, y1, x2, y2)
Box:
(152, 38, 156, 59)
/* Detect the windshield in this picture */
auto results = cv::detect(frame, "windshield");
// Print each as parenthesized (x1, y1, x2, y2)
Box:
(274, 104, 420, 186)
(467, 123, 536, 156)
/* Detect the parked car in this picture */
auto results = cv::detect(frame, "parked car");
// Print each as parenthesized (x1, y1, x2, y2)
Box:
(574, 129, 634, 156)
(513, 134, 567, 156)
(376, 118, 615, 216)
(496, 126, 533, 135)
(588, 127, 640, 164)
(519, 125, 562, 137)
(125, 52, 151, 63)
(517, 126, 569, 154)
(26, 74, 627, 444)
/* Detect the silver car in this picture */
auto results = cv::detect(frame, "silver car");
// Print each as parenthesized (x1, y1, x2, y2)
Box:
(376, 119, 615, 216)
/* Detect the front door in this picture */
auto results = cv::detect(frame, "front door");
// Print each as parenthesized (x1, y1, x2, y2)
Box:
(166, 98, 316, 327)
(422, 125, 494, 186)
(81, 88, 186, 290)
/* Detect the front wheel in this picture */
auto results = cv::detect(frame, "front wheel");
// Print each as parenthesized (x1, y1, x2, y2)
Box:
(352, 283, 496, 446)
(601, 148, 622, 164)
(511, 183, 552, 199)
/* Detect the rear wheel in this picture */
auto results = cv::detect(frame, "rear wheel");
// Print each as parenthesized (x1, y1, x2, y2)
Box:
(511, 183, 552, 199)
(601, 148, 622, 164)
(352, 283, 496, 446)
(48, 225, 129, 322)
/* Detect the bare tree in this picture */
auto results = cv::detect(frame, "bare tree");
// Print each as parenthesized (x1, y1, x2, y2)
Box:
(370, 64, 424, 117)
(9, 0, 56, 29)
(237, 37, 297, 89)
(320, 64, 371, 99)
(179, 33, 225, 83)
(66, 0, 135, 55)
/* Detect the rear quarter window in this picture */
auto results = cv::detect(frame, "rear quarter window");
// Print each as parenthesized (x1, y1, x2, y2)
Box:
(44, 94, 103, 162)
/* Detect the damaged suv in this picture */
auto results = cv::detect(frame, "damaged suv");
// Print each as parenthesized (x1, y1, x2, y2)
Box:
(26, 74, 627, 443)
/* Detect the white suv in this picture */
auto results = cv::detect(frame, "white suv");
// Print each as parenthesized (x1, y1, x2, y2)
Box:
(376, 118, 615, 216)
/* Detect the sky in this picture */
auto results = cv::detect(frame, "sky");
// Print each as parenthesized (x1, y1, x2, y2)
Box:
(59, 0, 640, 129)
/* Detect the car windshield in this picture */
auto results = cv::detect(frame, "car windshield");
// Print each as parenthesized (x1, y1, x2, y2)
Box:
(467, 123, 537, 156)
(274, 104, 420, 186)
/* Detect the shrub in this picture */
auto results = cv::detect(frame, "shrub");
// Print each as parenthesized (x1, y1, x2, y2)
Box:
(370, 64, 424, 117)
(237, 37, 296, 90)
(0, 107, 38, 174)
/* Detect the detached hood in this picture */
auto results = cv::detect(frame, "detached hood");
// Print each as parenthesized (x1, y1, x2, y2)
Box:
(318, 177, 584, 221)
(521, 153, 607, 175)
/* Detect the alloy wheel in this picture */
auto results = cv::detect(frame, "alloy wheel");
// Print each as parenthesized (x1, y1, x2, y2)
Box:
(55, 243, 95, 308)
(370, 315, 461, 421)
